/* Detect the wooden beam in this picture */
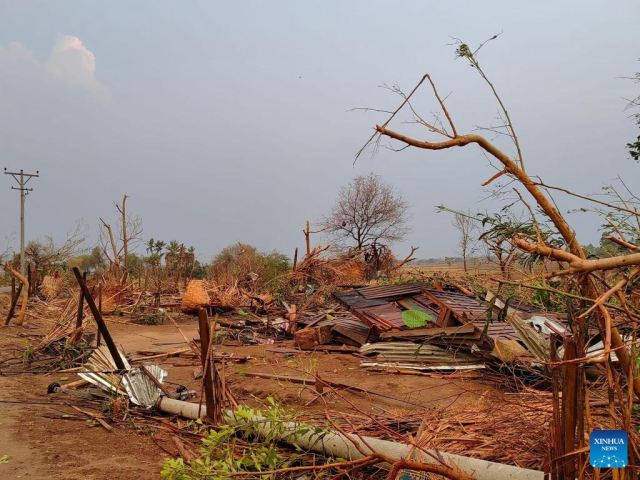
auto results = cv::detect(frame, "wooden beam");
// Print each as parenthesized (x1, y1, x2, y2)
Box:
(75, 271, 87, 329)
(198, 308, 216, 424)
(72, 267, 125, 371)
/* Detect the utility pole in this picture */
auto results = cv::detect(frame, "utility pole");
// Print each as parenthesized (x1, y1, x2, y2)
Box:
(4, 168, 39, 276)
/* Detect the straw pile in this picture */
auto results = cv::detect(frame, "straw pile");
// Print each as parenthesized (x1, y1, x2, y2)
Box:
(414, 394, 552, 470)
(34, 293, 87, 351)
(181, 280, 210, 313)
(291, 246, 368, 286)
(41, 275, 63, 298)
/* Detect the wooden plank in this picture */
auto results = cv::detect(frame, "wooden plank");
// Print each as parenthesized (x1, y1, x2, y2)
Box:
(75, 271, 87, 329)
(198, 308, 216, 423)
(72, 268, 125, 371)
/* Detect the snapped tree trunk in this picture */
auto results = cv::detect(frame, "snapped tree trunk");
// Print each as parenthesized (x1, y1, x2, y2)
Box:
(3, 264, 29, 326)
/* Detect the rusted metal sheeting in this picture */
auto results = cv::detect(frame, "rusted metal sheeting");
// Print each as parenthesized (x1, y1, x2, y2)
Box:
(311, 315, 375, 346)
(335, 285, 521, 343)
(379, 324, 477, 340)
(421, 287, 521, 342)
(361, 304, 404, 330)
(397, 297, 439, 317)
(422, 287, 487, 321)
(356, 284, 422, 300)
(334, 290, 400, 331)
(333, 290, 388, 310)
(470, 320, 521, 342)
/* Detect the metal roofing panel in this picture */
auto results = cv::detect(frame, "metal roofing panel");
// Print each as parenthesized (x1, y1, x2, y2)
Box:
(356, 284, 422, 299)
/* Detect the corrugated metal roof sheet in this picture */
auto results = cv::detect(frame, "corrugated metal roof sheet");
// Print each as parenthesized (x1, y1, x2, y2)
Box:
(356, 284, 422, 299)
(421, 288, 521, 342)
(360, 342, 482, 365)
(334, 284, 523, 343)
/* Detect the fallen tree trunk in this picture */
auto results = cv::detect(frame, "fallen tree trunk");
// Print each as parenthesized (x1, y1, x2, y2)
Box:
(2, 264, 29, 326)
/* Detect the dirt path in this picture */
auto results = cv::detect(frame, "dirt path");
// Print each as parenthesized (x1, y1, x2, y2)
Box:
(0, 371, 164, 479)
(0, 295, 488, 479)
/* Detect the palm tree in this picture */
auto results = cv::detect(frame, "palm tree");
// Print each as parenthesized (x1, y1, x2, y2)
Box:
(165, 240, 179, 277)
(154, 240, 166, 255)
(187, 246, 196, 277)
(146, 238, 155, 255)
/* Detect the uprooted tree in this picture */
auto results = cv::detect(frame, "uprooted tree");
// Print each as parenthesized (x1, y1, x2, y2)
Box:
(359, 35, 640, 479)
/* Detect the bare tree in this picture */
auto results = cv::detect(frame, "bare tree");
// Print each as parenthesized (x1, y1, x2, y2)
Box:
(321, 173, 410, 252)
(440, 206, 521, 278)
(25, 219, 89, 274)
(99, 194, 143, 284)
(452, 211, 477, 272)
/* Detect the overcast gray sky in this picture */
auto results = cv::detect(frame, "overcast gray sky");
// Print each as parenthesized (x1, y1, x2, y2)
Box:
(0, 1, 638, 262)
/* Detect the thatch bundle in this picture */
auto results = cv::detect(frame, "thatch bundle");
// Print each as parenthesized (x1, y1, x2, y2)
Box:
(211, 282, 241, 309)
(99, 281, 129, 314)
(291, 247, 369, 286)
(181, 280, 210, 313)
(41, 275, 62, 298)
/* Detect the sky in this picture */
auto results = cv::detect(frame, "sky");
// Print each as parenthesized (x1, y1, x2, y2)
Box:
(0, 1, 638, 262)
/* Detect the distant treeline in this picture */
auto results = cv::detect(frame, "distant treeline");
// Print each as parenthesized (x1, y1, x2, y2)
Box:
(412, 257, 465, 265)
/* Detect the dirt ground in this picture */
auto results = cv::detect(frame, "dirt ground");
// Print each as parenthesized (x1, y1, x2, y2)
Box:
(0, 293, 489, 479)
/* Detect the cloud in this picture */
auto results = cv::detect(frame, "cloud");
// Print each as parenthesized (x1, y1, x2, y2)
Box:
(43, 35, 109, 102)
(0, 35, 109, 103)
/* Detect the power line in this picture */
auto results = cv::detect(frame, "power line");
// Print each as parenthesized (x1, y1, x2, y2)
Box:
(4, 168, 39, 276)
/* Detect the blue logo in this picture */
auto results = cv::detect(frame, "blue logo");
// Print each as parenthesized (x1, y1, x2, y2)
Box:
(590, 430, 627, 468)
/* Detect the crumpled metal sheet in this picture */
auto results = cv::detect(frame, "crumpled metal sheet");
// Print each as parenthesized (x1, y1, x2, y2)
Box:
(360, 342, 482, 365)
(79, 346, 167, 407)
(360, 362, 484, 371)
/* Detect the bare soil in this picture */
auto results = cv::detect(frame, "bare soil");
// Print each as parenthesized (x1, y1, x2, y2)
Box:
(0, 294, 489, 479)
